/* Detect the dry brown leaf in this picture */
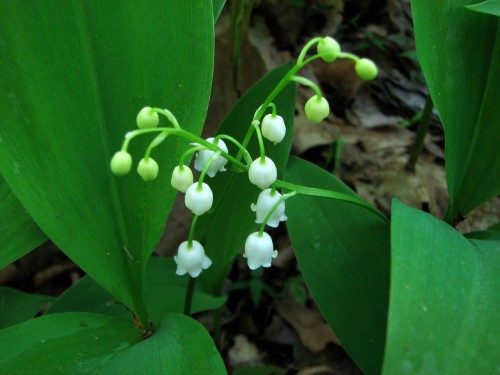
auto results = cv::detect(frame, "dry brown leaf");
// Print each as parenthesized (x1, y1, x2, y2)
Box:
(275, 297, 340, 352)
(296, 366, 337, 375)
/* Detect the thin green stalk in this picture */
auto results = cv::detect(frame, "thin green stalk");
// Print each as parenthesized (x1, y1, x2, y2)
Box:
(214, 134, 253, 165)
(253, 121, 266, 162)
(179, 146, 205, 167)
(188, 215, 199, 247)
(151, 108, 181, 129)
(183, 277, 196, 315)
(258, 191, 297, 235)
(236, 53, 327, 161)
(121, 128, 247, 171)
(274, 179, 388, 222)
(405, 94, 434, 172)
(337, 52, 360, 62)
(198, 151, 221, 189)
(292, 76, 323, 98)
(297, 37, 323, 65)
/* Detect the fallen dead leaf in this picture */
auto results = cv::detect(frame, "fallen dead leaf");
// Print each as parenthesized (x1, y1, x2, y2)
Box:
(275, 297, 340, 353)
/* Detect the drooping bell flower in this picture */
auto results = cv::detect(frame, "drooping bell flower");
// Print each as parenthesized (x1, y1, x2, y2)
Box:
(194, 137, 229, 178)
(185, 182, 213, 215)
(243, 232, 278, 270)
(251, 189, 287, 228)
(174, 240, 212, 278)
(248, 156, 277, 189)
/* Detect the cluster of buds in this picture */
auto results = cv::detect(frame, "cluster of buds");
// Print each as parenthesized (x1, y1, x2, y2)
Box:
(110, 36, 378, 279)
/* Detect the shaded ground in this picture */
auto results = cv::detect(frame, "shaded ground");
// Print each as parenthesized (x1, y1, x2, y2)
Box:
(2, 1, 499, 374)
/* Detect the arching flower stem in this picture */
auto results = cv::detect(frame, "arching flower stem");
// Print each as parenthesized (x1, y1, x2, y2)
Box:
(274, 179, 388, 222)
(292, 76, 323, 100)
(122, 128, 248, 171)
(296, 37, 323, 65)
(150, 107, 181, 129)
(188, 215, 199, 248)
(236, 52, 332, 162)
(198, 151, 222, 190)
(179, 146, 205, 168)
(252, 120, 266, 163)
(214, 134, 253, 166)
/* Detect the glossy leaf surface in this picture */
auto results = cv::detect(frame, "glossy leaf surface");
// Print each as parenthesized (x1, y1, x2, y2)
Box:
(411, 0, 500, 219)
(0, 312, 225, 374)
(285, 156, 390, 375)
(0, 1, 214, 321)
(0, 175, 47, 268)
(197, 63, 296, 293)
(466, 0, 500, 16)
(47, 257, 226, 323)
(0, 287, 52, 328)
(383, 200, 500, 374)
(100, 314, 227, 375)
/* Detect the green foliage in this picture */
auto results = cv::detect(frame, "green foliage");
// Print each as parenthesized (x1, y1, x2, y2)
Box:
(411, 0, 500, 220)
(47, 257, 226, 323)
(0, 287, 52, 328)
(0, 175, 47, 268)
(0, 312, 226, 374)
(197, 63, 296, 293)
(285, 156, 390, 375)
(0, 1, 214, 324)
(466, 0, 500, 16)
(383, 200, 500, 374)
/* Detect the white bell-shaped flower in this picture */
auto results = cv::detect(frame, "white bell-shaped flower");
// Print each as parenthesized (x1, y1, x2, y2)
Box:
(261, 114, 286, 144)
(194, 137, 229, 178)
(243, 232, 278, 270)
(185, 182, 213, 215)
(174, 240, 212, 278)
(248, 156, 277, 189)
(251, 189, 287, 228)
(171, 165, 193, 193)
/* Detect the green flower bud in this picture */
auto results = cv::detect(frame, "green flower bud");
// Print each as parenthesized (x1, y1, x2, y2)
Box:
(110, 151, 132, 176)
(136, 107, 159, 129)
(317, 37, 341, 63)
(171, 165, 194, 193)
(304, 95, 330, 124)
(355, 58, 378, 81)
(137, 157, 159, 181)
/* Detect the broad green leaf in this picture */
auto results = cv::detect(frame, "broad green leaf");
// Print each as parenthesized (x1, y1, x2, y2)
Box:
(411, 0, 500, 220)
(0, 312, 225, 374)
(0, 312, 142, 374)
(0, 175, 47, 268)
(0, 1, 214, 322)
(213, 0, 226, 20)
(466, 0, 500, 16)
(0, 287, 52, 328)
(285, 156, 390, 375)
(196, 63, 296, 293)
(383, 200, 500, 374)
(100, 313, 227, 375)
(47, 257, 226, 323)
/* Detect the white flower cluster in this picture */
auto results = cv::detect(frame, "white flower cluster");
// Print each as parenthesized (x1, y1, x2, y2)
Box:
(111, 37, 379, 279)
(172, 114, 291, 276)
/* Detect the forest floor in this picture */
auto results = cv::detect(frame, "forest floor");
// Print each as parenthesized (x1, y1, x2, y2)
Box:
(2, 1, 499, 374)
